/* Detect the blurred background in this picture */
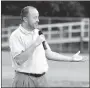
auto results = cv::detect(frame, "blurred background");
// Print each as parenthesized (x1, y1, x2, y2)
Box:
(1, 1, 89, 87)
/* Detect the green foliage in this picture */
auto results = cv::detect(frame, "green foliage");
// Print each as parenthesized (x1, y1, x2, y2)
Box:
(1, 1, 87, 17)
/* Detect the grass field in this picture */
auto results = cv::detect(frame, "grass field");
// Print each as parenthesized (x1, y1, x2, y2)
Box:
(2, 51, 89, 87)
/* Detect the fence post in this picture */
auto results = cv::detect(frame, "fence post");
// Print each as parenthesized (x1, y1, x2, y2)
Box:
(68, 24, 72, 53)
(80, 20, 85, 53)
(2, 15, 5, 28)
(60, 26, 63, 52)
(48, 18, 51, 40)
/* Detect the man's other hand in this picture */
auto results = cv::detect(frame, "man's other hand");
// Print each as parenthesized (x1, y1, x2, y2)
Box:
(72, 51, 88, 62)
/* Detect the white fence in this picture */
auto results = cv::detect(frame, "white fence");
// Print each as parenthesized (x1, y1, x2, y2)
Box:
(1, 18, 89, 52)
(2, 15, 84, 28)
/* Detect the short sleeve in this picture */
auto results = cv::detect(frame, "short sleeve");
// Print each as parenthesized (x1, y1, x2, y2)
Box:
(42, 33, 51, 51)
(9, 35, 25, 59)
(45, 41, 51, 51)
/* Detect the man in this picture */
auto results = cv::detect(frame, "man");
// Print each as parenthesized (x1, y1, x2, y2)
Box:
(9, 6, 87, 87)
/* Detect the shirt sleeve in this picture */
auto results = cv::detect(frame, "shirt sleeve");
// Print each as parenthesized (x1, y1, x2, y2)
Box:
(42, 33, 51, 51)
(9, 35, 25, 59)
(45, 41, 51, 51)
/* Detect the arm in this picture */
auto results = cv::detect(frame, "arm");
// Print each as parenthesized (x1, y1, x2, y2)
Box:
(9, 35, 44, 65)
(45, 49, 73, 61)
(45, 42, 85, 62)
(44, 41, 72, 61)
(40, 31, 85, 62)
(15, 35, 44, 65)
(15, 43, 36, 65)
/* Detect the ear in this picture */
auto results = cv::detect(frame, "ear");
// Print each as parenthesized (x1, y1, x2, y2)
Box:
(23, 17, 28, 23)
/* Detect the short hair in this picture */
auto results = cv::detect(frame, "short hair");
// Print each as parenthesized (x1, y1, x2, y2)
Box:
(20, 6, 37, 21)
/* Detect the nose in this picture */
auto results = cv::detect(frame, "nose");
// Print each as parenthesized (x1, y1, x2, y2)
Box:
(37, 18, 39, 23)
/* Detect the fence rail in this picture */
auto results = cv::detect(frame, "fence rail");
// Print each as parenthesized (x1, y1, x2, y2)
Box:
(1, 18, 89, 52)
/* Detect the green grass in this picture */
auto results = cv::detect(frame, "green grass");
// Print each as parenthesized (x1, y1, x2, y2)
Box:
(2, 51, 89, 87)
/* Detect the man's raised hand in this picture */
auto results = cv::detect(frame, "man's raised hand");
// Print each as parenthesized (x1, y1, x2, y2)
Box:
(34, 35, 45, 47)
(72, 51, 88, 62)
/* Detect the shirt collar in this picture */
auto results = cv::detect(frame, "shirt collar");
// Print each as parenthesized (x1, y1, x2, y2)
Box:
(19, 24, 34, 35)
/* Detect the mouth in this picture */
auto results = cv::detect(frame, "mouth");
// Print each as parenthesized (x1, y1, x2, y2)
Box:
(35, 23, 38, 25)
(34, 23, 39, 28)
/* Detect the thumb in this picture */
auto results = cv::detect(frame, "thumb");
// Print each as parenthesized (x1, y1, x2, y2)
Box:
(40, 35, 45, 41)
(73, 51, 80, 56)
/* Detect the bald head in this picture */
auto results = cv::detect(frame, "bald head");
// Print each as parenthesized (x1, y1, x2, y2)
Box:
(20, 6, 38, 21)
(20, 6, 39, 30)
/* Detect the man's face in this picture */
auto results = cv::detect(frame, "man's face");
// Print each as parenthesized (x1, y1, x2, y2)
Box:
(27, 9, 39, 29)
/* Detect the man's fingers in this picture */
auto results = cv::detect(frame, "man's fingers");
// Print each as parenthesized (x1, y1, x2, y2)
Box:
(40, 35, 45, 41)
(72, 51, 88, 62)
(73, 51, 80, 56)
(82, 56, 88, 61)
(75, 51, 80, 55)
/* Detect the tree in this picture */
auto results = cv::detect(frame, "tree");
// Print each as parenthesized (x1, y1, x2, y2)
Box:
(35, 1, 87, 17)
(1, 1, 87, 17)
(48, 1, 86, 17)
(63, 1, 86, 17)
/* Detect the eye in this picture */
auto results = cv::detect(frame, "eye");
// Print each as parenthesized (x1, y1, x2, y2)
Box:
(34, 16, 37, 19)
(34, 16, 39, 20)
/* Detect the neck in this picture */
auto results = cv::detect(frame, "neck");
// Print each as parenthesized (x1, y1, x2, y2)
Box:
(21, 22, 34, 31)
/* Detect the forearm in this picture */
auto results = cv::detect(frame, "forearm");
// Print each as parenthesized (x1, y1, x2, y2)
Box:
(45, 50, 73, 61)
(15, 43, 36, 65)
